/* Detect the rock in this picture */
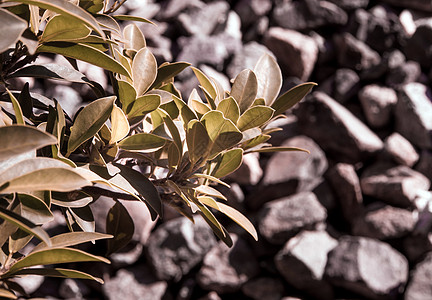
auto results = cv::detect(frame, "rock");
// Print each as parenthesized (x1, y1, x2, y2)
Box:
(358, 84, 398, 128)
(399, 9, 417, 36)
(243, 15, 269, 42)
(416, 149, 432, 180)
(234, 0, 272, 28)
(402, 234, 432, 262)
(242, 277, 284, 300)
(258, 192, 327, 245)
(386, 60, 421, 90)
(294, 92, 384, 163)
(198, 292, 222, 300)
(47, 85, 82, 117)
(13, 275, 44, 295)
(103, 267, 168, 300)
(384, 132, 419, 167)
(145, 216, 216, 281)
(333, 68, 360, 103)
(360, 162, 430, 207)
(404, 20, 432, 68)
(404, 252, 432, 300)
(275, 230, 338, 300)
(263, 27, 318, 81)
(197, 234, 260, 294)
(352, 205, 417, 239)
(224, 11, 242, 40)
(199, 64, 231, 92)
(159, 0, 204, 20)
(109, 242, 143, 267)
(326, 163, 364, 223)
(59, 279, 90, 300)
(380, 0, 432, 13)
(325, 236, 409, 299)
(360, 49, 405, 80)
(334, 33, 381, 71)
(326, 0, 369, 10)
(272, 0, 347, 30)
(395, 83, 432, 149)
(250, 136, 327, 208)
(226, 153, 263, 186)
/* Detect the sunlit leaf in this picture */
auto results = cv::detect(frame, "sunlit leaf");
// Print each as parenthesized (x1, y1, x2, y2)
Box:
(67, 96, 116, 156)
(242, 134, 271, 150)
(113, 14, 155, 25)
(150, 62, 191, 90)
(41, 14, 91, 43)
(237, 105, 274, 132)
(173, 96, 197, 126)
(254, 53, 282, 105)
(132, 47, 157, 96)
(189, 173, 230, 188)
(9, 229, 33, 255)
(0, 288, 17, 299)
(155, 109, 183, 156)
(117, 80, 136, 111)
(110, 104, 129, 144)
(79, 0, 103, 13)
(186, 120, 210, 165)
(126, 94, 161, 120)
(9, 64, 89, 84)
(18, 193, 53, 225)
(123, 23, 146, 51)
(195, 185, 227, 200)
(0, 8, 27, 53)
(69, 206, 95, 232)
(249, 146, 310, 153)
(106, 201, 134, 255)
(118, 133, 166, 151)
(271, 82, 317, 116)
(191, 67, 217, 104)
(211, 148, 243, 178)
(216, 96, 240, 124)
(230, 69, 258, 113)
(7, 268, 104, 283)
(32, 231, 112, 252)
(6, 88, 24, 125)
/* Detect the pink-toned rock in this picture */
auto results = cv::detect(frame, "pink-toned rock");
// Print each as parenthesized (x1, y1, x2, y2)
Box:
(384, 132, 419, 167)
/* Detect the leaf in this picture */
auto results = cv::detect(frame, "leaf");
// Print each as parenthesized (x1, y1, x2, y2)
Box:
(186, 120, 210, 165)
(18, 83, 33, 119)
(211, 148, 243, 178)
(5, 247, 110, 275)
(51, 191, 92, 208)
(230, 69, 258, 114)
(173, 96, 197, 126)
(150, 62, 191, 90)
(18, 193, 53, 225)
(79, 0, 103, 13)
(110, 104, 129, 144)
(5, 0, 104, 37)
(118, 133, 166, 151)
(189, 173, 230, 188)
(69, 206, 95, 232)
(41, 15, 91, 43)
(7, 268, 104, 284)
(191, 99, 211, 116)
(132, 47, 157, 96)
(37, 43, 131, 77)
(195, 185, 227, 200)
(0, 126, 56, 161)
(6, 88, 24, 125)
(237, 105, 274, 132)
(8, 63, 89, 84)
(118, 80, 137, 111)
(155, 109, 183, 157)
(9, 229, 33, 255)
(249, 146, 310, 153)
(123, 23, 146, 51)
(191, 67, 217, 103)
(113, 15, 155, 25)
(106, 201, 134, 255)
(0, 8, 27, 53)
(254, 53, 282, 105)
(0, 206, 51, 247)
(199, 197, 258, 241)
(271, 82, 317, 117)
(32, 232, 112, 252)
(126, 94, 161, 120)
(0, 288, 17, 299)
(114, 164, 163, 218)
(67, 96, 116, 156)
(216, 96, 240, 124)
(242, 134, 271, 150)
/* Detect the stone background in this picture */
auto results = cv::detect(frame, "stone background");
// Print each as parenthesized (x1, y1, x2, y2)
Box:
(18, 0, 432, 299)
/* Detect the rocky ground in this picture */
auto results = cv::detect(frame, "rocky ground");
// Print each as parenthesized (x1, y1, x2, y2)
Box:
(19, 0, 432, 299)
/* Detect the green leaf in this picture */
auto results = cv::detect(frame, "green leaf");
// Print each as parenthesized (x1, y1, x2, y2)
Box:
(241, 134, 271, 150)
(237, 105, 274, 132)
(32, 231, 112, 252)
(199, 197, 258, 241)
(249, 146, 310, 153)
(106, 201, 134, 255)
(173, 96, 197, 126)
(51, 191, 92, 208)
(191, 67, 217, 104)
(69, 206, 95, 232)
(0, 125, 57, 161)
(9, 63, 89, 84)
(112, 15, 155, 25)
(0, 206, 51, 247)
(150, 62, 191, 90)
(211, 148, 243, 178)
(0, 288, 17, 299)
(189, 173, 230, 188)
(41, 15, 91, 43)
(132, 47, 157, 96)
(5, 247, 110, 275)
(216, 96, 240, 124)
(6, 88, 24, 125)
(155, 109, 183, 157)
(254, 53, 282, 105)
(9, 229, 33, 255)
(195, 185, 227, 200)
(67, 96, 116, 156)
(191, 99, 211, 116)
(118, 133, 166, 151)
(0, 8, 27, 53)
(118, 80, 137, 111)
(5, 0, 104, 37)
(79, 0, 103, 13)
(126, 94, 161, 120)
(271, 82, 317, 117)
(37, 43, 131, 77)
(186, 120, 210, 165)
(18, 193, 53, 225)
(123, 23, 146, 51)
(110, 104, 130, 144)
(230, 69, 258, 114)
(7, 268, 104, 284)
(114, 164, 163, 218)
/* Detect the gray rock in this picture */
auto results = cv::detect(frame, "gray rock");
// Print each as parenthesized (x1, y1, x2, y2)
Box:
(234, 0, 272, 28)
(272, 0, 347, 30)
(404, 252, 432, 300)
(59, 279, 90, 300)
(159, 0, 204, 20)
(360, 162, 430, 207)
(226, 153, 263, 185)
(334, 33, 381, 71)
(333, 68, 360, 103)
(386, 61, 421, 90)
(326, 0, 369, 10)
(13, 275, 44, 295)
(402, 234, 432, 262)
(358, 84, 397, 128)
(145, 216, 216, 281)
(352, 205, 417, 239)
(47, 85, 82, 117)
(258, 192, 327, 245)
(275, 230, 338, 300)
(404, 20, 432, 68)
(384, 132, 419, 167)
(325, 236, 409, 299)
(263, 27, 318, 81)
(198, 292, 222, 300)
(294, 92, 384, 163)
(103, 267, 168, 300)
(395, 83, 432, 149)
(379, 0, 432, 12)
(197, 234, 260, 294)
(326, 163, 364, 223)
(360, 49, 405, 80)
(416, 149, 432, 180)
(241, 277, 284, 300)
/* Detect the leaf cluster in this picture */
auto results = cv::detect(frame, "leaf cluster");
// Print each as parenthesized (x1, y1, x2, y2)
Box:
(0, 0, 315, 297)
